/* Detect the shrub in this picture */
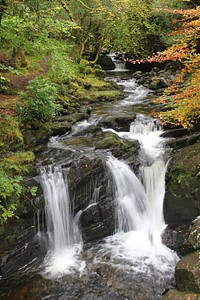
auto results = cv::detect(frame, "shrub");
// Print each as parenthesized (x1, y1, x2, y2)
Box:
(17, 77, 61, 123)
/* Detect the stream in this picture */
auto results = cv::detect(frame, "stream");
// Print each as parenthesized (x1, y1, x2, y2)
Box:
(0, 70, 179, 300)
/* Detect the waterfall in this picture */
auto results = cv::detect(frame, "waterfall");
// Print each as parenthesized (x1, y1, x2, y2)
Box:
(101, 117, 179, 295)
(113, 59, 127, 71)
(105, 115, 167, 237)
(107, 52, 128, 72)
(39, 166, 84, 278)
(107, 156, 148, 232)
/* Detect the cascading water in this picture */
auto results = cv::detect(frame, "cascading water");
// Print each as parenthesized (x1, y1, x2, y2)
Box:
(107, 52, 129, 72)
(106, 155, 148, 232)
(103, 115, 169, 237)
(39, 166, 84, 278)
(96, 115, 179, 298)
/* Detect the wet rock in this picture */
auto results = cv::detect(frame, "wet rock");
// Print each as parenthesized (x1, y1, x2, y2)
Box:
(175, 251, 200, 293)
(93, 262, 169, 300)
(166, 132, 200, 150)
(161, 289, 200, 300)
(133, 71, 143, 79)
(66, 155, 116, 242)
(96, 131, 139, 162)
(63, 130, 139, 163)
(98, 114, 136, 131)
(58, 272, 127, 300)
(161, 128, 190, 138)
(72, 124, 102, 137)
(80, 200, 115, 242)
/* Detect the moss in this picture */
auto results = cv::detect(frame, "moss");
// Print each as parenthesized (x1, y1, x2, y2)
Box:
(1, 151, 35, 175)
(168, 141, 200, 207)
(0, 115, 24, 152)
(62, 73, 123, 104)
(63, 131, 139, 162)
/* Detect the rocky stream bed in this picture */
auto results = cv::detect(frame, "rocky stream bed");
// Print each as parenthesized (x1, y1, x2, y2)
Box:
(0, 67, 199, 300)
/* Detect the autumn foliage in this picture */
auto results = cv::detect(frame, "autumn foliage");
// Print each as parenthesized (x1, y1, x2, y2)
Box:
(150, 6, 200, 128)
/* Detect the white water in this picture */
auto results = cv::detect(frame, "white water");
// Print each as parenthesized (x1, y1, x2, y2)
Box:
(98, 114, 179, 289)
(106, 52, 129, 72)
(39, 166, 85, 278)
(107, 156, 148, 232)
(113, 60, 127, 71)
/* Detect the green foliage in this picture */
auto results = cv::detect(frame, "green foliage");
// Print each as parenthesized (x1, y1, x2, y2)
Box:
(0, 75, 11, 94)
(0, 116, 24, 151)
(46, 40, 81, 83)
(106, 0, 155, 56)
(0, 169, 22, 224)
(17, 77, 61, 123)
(1, 151, 35, 175)
(0, 151, 35, 225)
(29, 186, 38, 197)
(149, 0, 188, 48)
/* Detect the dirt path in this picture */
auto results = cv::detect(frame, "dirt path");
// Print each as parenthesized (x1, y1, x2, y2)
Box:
(0, 56, 49, 116)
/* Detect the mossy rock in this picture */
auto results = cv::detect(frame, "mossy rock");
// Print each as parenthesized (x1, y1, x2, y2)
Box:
(63, 130, 139, 163)
(175, 251, 200, 293)
(161, 289, 200, 300)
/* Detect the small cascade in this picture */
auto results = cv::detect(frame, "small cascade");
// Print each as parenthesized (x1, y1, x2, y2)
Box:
(113, 59, 127, 71)
(39, 166, 84, 278)
(130, 118, 161, 135)
(107, 52, 129, 72)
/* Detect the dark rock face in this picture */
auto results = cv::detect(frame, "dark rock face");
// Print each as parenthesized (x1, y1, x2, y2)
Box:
(66, 155, 115, 242)
(164, 140, 200, 225)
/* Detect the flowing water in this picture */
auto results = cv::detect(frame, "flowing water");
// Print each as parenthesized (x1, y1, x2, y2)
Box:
(39, 166, 84, 278)
(0, 73, 179, 299)
(37, 75, 179, 296)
